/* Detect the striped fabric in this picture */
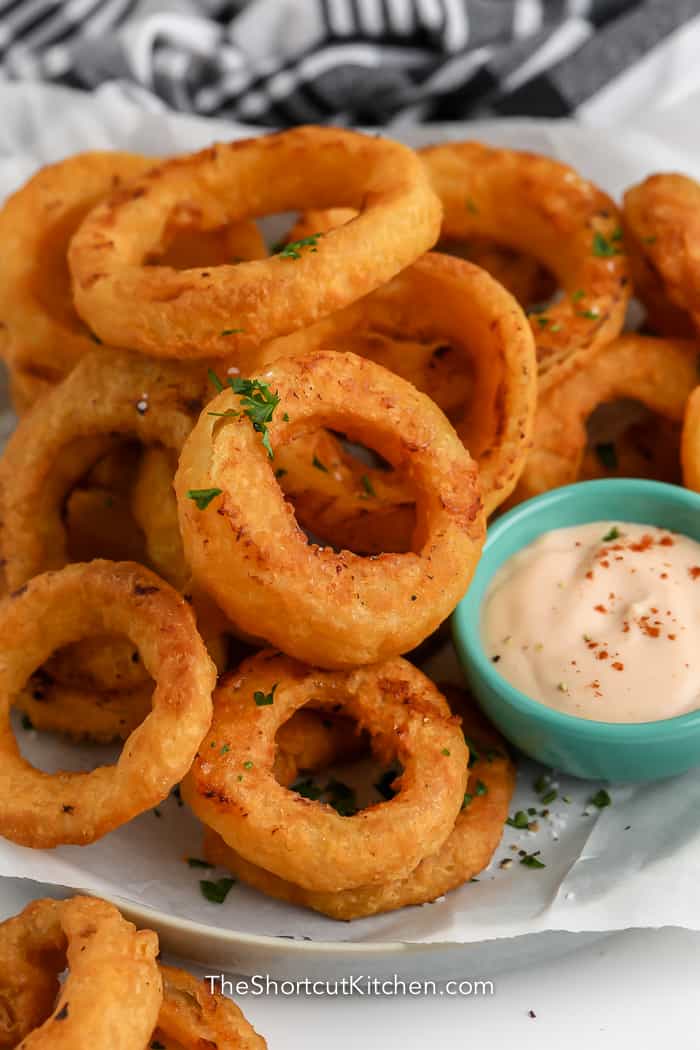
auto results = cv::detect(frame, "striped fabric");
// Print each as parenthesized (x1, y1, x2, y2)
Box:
(0, 0, 698, 125)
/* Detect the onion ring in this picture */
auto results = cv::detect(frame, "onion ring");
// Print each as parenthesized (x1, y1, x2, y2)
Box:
(682, 387, 700, 492)
(513, 335, 698, 502)
(175, 349, 484, 667)
(0, 148, 266, 412)
(0, 895, 161, 1049)
(203, 685, 515, 919)
(68, 127, 442, 362)
(263, 253, 536, 524)
(182, 652, 468, 892)
(0, 560, 214, 847)
(623, 173, 700, 335)
(155, 965, 266, 1050)
(419, 141, 630, 371)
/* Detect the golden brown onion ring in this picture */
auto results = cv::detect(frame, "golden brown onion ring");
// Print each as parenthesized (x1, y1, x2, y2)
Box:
(623, 174, 700, 336)
(0, 148, 266, 413)
(264, 253, 537, 521)
(155, 965, 266, 1050)
(175, 350, 485, 667)
(513, 335, 699, 502)
(0, 561, 215, 847)
(419, 141, 630, 371)
(68, 127, 441, 362)
(0, 895, 161, 1050)
(203, 685, 515, 919)
(182, 652, 467, 893)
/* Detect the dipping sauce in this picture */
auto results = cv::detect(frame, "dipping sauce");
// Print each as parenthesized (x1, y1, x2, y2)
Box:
(481, 522, 700, 723)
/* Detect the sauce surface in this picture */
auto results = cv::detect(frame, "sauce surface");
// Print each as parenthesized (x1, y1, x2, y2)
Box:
(481, 521, 700, 723)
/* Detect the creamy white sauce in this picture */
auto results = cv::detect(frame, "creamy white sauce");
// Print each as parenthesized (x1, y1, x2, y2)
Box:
(481, 522, 700, 723)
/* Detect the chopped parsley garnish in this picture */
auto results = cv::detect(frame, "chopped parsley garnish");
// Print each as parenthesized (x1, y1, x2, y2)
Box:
(200, 877, 236, 903)
(475, 780, 488, 797)
(220, 328, 245, 336)
(595, 442, 618, 471)
(602, 526, 621, 542)
(520, 851, 546, 869)
(533, 774, 550, 794)
(254, 684, 277, 707)
(462, 793, 473, 810)
(187, 857, 213, 868)
(187, 488, 222, 510)
(506, 810, 530, 829)
(442, 748, 451, 756)
(361, 474, 376, 497)
(589, 788, 612, 809)
(220, 743, 230, 754)
(592, 231, 622, 257)
(579, 309, 600, 320)
(208, 368, 224, 392)
(312, 455, 328, 472)
(243, 760, 254, 770)
(571, 289, 586, 301)
(374, 769, 398, 800)
(277, 233, 323, 259)
(230, 377, 280, 458)
(541, 788, 558, 805)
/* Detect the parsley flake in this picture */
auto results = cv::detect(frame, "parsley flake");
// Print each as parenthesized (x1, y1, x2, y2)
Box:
(187, 488, 222, 510)
(220, 328, 245, 336)
(602, 526, 621, 542)
(592, 231, 622, 257)
(254, 684, 277, 707)
(520, 851, 546, 869)
(589, 788, 612, 809)
(361, 474, 376, 497)
(277, 233, 323, 259)
(506, 810, 530, 829)
(200, 877, 236, 904)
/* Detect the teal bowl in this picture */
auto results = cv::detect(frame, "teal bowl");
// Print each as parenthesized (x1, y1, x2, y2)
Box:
(452, 479, 700, 781)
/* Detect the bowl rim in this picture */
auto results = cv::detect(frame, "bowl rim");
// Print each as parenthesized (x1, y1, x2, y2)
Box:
(452, 478, 700, 738)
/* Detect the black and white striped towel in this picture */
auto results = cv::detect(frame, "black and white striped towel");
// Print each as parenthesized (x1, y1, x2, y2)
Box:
(0, 0, 699, 125)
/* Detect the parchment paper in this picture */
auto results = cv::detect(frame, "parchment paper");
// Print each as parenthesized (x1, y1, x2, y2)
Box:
(1, 82, 700, 946)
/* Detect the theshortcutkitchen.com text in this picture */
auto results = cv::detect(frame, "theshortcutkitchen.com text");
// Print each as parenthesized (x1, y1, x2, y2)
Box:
(205, 974, 495, 997)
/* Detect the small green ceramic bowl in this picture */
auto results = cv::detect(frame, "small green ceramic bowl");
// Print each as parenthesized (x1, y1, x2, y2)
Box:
(452, 479, 700, 781)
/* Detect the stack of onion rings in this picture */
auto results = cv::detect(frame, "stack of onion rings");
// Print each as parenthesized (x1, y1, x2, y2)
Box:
(203, 684, 515, 918)
(183, 652, 468, 892)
